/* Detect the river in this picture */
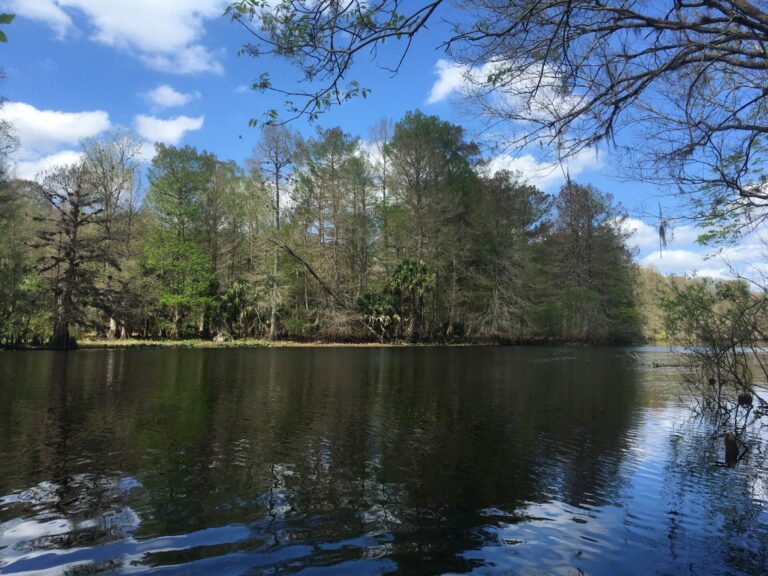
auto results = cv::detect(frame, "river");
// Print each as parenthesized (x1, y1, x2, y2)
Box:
(0, 347, 766, 575)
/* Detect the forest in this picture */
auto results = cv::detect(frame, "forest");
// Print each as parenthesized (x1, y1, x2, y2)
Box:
(0, 110, 645, 349)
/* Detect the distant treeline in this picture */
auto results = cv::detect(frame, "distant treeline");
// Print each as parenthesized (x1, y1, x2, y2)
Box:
(1, 111, 647, 348)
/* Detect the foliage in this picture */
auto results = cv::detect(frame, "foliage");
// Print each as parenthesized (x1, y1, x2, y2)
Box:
(358, 290, 399, 341)
(542, 182, 640, 343)
(0, 110, 643, 345)
(0, 13, 14, 43)
(662, 277, 768, 425)
(386, 259, 436, 341)
(217, 280, 265, 338)
(35, 161, 117, 349)
(144, 237, 216, 336)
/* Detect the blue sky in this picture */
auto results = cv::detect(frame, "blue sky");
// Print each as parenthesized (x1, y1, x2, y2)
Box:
(1, 0, 765, 279)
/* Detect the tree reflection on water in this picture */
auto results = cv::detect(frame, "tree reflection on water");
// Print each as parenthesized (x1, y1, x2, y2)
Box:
(0, 347, 765, 575)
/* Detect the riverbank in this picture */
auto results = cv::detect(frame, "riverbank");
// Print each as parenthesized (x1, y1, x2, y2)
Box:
(1, 336, 649, 350)
(78, 338, 416, 349)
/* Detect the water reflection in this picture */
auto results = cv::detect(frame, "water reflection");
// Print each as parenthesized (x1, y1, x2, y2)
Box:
(0, 347, 765, 574)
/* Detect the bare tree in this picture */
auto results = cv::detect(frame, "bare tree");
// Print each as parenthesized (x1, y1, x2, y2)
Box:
(36, 162, 113, 349)
(81, 131, 142, 338)
(250, 125, 298, 340)
(368, 118, 394, 275)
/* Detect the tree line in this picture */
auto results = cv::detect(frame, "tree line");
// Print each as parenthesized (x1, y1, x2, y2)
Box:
(0, 111, 641, 348)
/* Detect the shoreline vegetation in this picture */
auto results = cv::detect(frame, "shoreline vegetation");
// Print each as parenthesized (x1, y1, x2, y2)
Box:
(0, 115, 753, 354)
(1, 119, 645, 352)
(1, 336, 662, 351)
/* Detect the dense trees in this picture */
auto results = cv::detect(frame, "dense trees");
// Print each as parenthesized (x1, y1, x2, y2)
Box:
(544, 183, 639, 342)
(0, 110, 643, 347)
(144, 144, 217, 337)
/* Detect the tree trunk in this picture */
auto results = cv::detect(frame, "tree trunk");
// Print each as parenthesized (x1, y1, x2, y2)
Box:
(172, 307, 181, 339)
(50, 321, 76, 350)
(107, 317, 118, 339)
(270, 172, 281, 341)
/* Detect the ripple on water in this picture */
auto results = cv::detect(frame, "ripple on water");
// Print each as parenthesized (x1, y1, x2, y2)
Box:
(0, 348, 767, 575)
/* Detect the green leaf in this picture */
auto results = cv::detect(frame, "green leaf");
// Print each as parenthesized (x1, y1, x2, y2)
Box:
(0, 14, 14, 25)
(0, 31, 7, 43)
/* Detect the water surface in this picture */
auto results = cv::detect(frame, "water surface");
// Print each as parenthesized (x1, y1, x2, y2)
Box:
(0, 347, 766, 575)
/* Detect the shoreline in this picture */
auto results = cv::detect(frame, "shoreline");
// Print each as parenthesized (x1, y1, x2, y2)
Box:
(1, 337, 652, 350)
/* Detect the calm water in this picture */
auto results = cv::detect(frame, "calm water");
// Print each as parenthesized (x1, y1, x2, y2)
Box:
(0, 347, 766, 575)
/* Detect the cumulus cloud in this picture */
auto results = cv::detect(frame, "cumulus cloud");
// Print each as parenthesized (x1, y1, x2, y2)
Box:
(143, 84, 200, 109)
(141, 45, 224, 76)
(623, 218, 661, 251)
(426, 58, 576, 117)
(3, 0, 72, 38)
(9, 0, 227, 74)
(134, 114, 204, 145)
(13, 149, 83, 180)
(138, 141, 158, 162)
(426, 60, 467, 105)
(0, 101, 112, 179)
(622, 216, 712, 253)
(0, 101, 110, 153)
(635, 222, 768, 279)
(484, 148, 602, 190)
(640, 249, 732, 278)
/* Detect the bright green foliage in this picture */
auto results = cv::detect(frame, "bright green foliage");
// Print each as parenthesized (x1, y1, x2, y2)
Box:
(145, 145, 218, 337)
(144, 238, 215, 337)
(146, 144, 216, 240)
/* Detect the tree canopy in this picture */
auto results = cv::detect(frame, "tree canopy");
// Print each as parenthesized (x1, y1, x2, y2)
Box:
(0, 111, 645, 347)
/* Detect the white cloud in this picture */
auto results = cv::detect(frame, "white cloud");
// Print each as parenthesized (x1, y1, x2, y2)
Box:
(484, 148, 602, 190)
(143, 85, 200, 109)
(138, 141, 157, 162)
(141, 45, 224, 76)
(624, 218, 661, 251)
(637, 223, 768, 279)
(3, 0, 73, 38)
(356, 139, 384, 166)
(669, 224, 701, 245)
(0, 102, 110, 153)
(13, 149, 83, 180)
(134, 114, 204, 145)
(426, 60, 466, 105)
(11, 0, 227, 74)
(622, 215, 718, 253)
(426, 58, 576, 114)
(640, 249, 732, 278)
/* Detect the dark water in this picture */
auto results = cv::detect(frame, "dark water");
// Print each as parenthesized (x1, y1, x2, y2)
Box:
(0, 347, 766, 575)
